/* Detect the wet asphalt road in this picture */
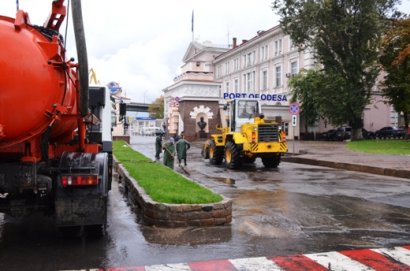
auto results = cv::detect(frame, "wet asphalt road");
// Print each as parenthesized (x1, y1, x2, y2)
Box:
(0, 136, 409, 270)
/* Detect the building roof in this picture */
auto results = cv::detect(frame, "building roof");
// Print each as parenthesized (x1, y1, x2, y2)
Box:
(182, 41, 229, 63)
(214, 25, 282, 62)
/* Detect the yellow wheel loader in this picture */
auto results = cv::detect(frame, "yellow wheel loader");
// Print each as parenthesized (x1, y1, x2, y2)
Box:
(202, 99, 288, 169)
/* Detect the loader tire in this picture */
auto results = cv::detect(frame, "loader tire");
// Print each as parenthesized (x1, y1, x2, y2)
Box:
(209, 140, 223, 165)
(225, 141, 242, 169)
(262, 155, 281, 168)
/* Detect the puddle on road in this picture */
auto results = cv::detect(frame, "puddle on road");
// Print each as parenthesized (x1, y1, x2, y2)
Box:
(210, 176, 236, 187)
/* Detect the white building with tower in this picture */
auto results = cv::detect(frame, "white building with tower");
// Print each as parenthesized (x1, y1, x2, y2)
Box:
(163, 25, 397, 141)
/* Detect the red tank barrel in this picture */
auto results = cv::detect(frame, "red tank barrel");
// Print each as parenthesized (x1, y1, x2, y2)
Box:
(0, 13, 77, 155)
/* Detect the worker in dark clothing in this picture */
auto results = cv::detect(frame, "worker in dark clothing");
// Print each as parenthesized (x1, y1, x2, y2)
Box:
(176, 134, 190, 166)
(162, 137, 176, 169)
(155, 132, 163, 160)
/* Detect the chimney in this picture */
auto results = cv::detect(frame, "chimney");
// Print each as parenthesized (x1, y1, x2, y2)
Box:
(232, 37, 237, 48)
(242, 39, 248, 44)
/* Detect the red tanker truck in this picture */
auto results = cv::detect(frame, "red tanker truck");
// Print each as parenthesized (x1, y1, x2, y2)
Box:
(0, 0, 112, 228)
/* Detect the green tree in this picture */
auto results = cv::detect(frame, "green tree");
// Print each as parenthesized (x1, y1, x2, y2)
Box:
(148, 95, 164, 118)
(289, 69, 323, 130)
(380, 18, 410, 129)
(273, 0, 399, 139)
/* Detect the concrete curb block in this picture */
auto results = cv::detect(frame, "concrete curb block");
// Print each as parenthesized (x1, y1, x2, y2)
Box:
(114, 159, 232, 227)
(283, 156, 410, 179)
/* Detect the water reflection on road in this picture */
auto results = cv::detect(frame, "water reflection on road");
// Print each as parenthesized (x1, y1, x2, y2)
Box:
(0, 136, 409, 270)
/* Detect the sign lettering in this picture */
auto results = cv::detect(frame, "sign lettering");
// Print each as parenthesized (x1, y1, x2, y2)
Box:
(223, 92, 287, 102)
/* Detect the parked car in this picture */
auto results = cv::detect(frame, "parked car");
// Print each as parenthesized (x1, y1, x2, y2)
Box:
(362, 128, 375, 139)
(141, 127, 164, 136)
(337, 126, 352, 140)
(375, 126, 406, 139)
(322, 127, 351, 141)
(321, 129, 336, 141)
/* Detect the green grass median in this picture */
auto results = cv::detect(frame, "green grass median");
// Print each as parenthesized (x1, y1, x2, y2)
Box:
(113, 141, 223, 204)
(347, 140, 410, 155)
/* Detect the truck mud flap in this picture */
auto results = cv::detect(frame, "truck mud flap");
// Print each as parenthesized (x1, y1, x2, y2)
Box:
(55, 194, 107, 227)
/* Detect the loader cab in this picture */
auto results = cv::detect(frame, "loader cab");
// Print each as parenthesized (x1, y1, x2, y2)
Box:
(225, 99, 260, 132)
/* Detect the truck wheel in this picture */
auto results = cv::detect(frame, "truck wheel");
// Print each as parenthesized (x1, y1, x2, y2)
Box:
(225, 141, 242, 169)
(209, 140, 223, 165)
(262, 155, 281, 168)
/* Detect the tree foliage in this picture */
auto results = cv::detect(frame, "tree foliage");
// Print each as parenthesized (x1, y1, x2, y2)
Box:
(148, 95, 164, 118)
(289, 69, 322, 128)
(380, 18, 410, 128)
(273, 0, 400, 139)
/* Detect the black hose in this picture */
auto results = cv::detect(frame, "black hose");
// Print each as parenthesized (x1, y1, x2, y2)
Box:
(71, 0, 89, 117)
(41, 126, 52, 162)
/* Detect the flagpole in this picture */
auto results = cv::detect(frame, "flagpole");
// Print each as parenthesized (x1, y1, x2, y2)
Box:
(191, 9, 194, 41)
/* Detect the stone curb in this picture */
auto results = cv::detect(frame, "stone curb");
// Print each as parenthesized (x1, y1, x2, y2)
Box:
(114, 159, 232, 227)
(283, 156, 410, 180)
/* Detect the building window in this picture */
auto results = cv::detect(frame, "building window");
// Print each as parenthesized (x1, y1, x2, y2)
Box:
(247, 53, 251, 67)
(275, 66, 282, 87)
(247, 73, 251, 92)
(243, 55, 247, 68)
(226, 81, 230, 92)
(225, 62, 230, 74)
(252, 71, 255, 91)
(261, 69, 268, 90)
(234, 78, 239, 92)
(245, 72, 255, 92)
(234, 58, 239, 71)
(265, 45, 268, 60)
(216, 65, 222, 78)
(274, 39, 282, 56)
(245, 51, 255, 67)
(290, 61, 298, 76)
(260, 45, 268, 61)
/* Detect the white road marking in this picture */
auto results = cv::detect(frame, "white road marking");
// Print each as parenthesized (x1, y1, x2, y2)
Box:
(145, 263, 192, 271)
(229, 256, 283, 271)
(372, 247, 410, 266)
(305, 251, 376, 271)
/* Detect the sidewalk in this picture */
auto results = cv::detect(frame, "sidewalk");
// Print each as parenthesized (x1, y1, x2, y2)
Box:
(283, 140, 410, 179)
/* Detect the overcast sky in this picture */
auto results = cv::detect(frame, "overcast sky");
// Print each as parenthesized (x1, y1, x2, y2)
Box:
(1, 0, 409, 103)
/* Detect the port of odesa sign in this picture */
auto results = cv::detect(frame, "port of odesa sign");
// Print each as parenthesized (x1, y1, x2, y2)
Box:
(223, 92, 287, 102)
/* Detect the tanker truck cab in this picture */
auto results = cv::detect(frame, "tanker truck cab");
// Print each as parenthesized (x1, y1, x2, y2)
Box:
(87, 85, 113, 188)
